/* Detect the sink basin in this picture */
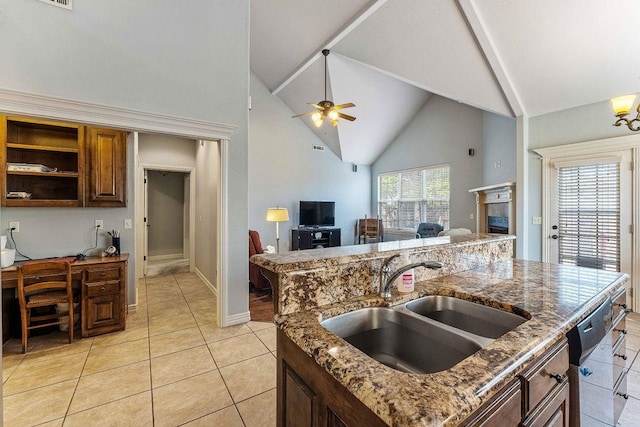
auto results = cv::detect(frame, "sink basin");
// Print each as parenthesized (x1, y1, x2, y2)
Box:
(405, 296, 526, 339)
(321, 307, 482, 374)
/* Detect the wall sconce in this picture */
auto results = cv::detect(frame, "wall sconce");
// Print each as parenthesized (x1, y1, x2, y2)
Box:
(266, 207, 289, 253)
(611, 95, 640, 131)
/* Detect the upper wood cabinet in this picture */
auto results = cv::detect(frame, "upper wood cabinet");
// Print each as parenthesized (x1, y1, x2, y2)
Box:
(1, 116, 127, 208)
(85, 127, 126, 207)
(1, 116, 85, 207)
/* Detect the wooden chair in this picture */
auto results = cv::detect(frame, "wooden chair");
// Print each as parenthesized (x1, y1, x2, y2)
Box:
(17, 261, 75, 354)
(357, 218, 383, 244)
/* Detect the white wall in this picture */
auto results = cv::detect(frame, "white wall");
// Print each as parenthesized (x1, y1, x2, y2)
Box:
(195, 141, 219, 289)
(249, 73, 371, 250)
(372, 95, 483, 231)
(0, 0, 250, 323)
(483, 112, 517, 185)
(147, 171, 185, 258)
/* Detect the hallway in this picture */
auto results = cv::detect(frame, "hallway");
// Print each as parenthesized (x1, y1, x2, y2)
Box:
(2, 272, 276, 426)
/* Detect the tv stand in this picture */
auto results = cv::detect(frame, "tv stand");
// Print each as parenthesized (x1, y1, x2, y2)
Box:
(292, 228, 341, 250)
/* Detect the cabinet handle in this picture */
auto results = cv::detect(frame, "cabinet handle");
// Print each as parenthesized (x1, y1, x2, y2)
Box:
(101, 286, 106, 291)
(617, 392, 629, 400)
(615, 303, 628, 309)
(615, 328, 628, 335)
(549, 373, 566, 384)
(100, 272, 106, 276)
(614, 353, 628, 360)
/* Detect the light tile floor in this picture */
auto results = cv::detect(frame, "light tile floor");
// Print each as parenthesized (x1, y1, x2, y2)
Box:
(3, 273, 640, 426)
(2, 272, 277, 427)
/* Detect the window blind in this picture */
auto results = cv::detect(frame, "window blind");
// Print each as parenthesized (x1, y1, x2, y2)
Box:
(378, 165, 450, 230)
(557, 162, 620, 272)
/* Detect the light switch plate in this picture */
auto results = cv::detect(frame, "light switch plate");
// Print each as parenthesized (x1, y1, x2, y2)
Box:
(532, 216, 542, 225)
(124, 219, 132, 229)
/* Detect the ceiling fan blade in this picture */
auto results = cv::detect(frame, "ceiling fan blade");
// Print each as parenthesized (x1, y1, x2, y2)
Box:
(338, 112, 356, 121)
(332, 103, 355, 110)
(291, 111, 315, 118)
(308, 103, 326, 111)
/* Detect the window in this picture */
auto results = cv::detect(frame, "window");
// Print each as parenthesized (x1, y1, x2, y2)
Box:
(557, 162, 620, 272)
(378, 165, 450, 230)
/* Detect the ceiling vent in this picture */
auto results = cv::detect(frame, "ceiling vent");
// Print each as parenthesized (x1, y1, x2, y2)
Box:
(38, 0, 72, 10)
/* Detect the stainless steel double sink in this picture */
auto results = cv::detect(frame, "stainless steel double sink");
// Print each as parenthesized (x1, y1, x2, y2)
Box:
(320, 296, 527, 374)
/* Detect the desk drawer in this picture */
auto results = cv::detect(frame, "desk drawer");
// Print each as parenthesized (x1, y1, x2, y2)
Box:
(86, 281, 120, 297)
(86, 267, 120, 282)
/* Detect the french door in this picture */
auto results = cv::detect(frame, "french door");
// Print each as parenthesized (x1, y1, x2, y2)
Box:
(548, 150, 632, 306)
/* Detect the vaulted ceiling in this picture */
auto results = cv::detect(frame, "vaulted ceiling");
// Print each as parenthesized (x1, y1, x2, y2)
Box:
(250, 0, 640, 165)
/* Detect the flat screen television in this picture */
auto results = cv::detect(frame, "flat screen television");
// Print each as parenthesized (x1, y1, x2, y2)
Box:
(299, 201, 335, 228)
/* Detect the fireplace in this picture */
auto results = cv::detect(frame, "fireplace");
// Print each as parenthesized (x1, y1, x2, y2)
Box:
(469, 182, 516, 236)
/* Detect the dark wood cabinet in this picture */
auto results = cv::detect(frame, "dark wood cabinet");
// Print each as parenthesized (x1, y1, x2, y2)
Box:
(0, 116, 127, 208)
(1, 116, 85, 207)
(292, 228, 341, 250)
(279, 329, 570, 427)
(82, 261, 127, 337)
(85, 127, 127, 207)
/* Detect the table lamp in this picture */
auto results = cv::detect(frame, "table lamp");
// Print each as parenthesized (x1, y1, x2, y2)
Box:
(266, 207, 289, 253)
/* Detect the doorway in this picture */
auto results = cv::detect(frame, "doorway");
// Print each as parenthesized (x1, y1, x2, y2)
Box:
(138, 165, 196, 277)
(545, 150, 633, 308)
(144, 170, 191, 276)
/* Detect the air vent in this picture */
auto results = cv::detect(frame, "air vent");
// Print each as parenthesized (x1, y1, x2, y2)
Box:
(38, 0, 72, 10)
(312, 145, 325, 152)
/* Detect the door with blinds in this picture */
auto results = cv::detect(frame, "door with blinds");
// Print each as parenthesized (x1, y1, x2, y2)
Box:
(548, 151, 632, 305)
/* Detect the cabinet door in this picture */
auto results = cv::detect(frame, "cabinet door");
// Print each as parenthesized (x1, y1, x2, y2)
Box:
(86, 293, 121, 330)
(328, 229, 341, 247)
(86, 127, 126, 207)
(298, 231, 314, 250)
(284, 364, 319, 427)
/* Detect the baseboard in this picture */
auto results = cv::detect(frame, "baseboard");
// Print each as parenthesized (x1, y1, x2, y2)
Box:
(226, 310, 251, 326)
(195, 267, 217, 297)
(148, 254, 185, 261)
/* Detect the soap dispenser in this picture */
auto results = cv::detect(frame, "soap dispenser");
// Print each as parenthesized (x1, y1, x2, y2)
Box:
(397, 252, 415, 293)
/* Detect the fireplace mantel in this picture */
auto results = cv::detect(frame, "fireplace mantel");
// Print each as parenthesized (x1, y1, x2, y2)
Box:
(469, 182, 516, 240)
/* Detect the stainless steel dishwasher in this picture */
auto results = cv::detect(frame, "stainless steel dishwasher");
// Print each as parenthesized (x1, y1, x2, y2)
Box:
(567, 288, 628, 426)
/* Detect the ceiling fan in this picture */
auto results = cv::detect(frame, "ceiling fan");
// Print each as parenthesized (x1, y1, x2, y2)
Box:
(292, 49, 356, 127)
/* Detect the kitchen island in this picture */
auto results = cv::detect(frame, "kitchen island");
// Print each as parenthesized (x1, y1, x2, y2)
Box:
(253, 235, 629, 426)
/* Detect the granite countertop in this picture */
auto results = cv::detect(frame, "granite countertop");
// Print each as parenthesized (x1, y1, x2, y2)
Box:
(275, 259, 629, 426)
(252, 233, 512, 273)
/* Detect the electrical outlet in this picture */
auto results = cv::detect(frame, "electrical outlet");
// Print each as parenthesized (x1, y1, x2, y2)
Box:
(469, 213, 474, 220)
(532, 216, 542, 225)
(95, 219, 103, 228)
(124, 219, 132, 229)
(9, 221, 19, 232)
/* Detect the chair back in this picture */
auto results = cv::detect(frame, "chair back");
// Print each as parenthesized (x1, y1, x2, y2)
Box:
(357, 218, 383, 243)
(17, 262, 73, 306)
(249, 230, 264, 257)
(416, 222, 444, 238)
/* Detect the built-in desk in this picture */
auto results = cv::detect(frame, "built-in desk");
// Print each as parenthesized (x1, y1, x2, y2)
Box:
(1, 254, 128, 343)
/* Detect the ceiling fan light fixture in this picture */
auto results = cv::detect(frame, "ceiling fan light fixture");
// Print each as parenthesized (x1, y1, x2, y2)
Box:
(291, 49, 356, 126)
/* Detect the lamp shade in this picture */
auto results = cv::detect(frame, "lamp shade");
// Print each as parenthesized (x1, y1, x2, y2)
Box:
(266, 207, 289, 222)
(611, 95, 636, 116)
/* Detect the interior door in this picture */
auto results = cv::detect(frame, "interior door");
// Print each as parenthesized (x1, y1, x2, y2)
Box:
(548, 150, 633, 307)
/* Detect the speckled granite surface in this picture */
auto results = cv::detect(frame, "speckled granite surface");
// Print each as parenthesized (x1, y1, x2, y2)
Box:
(253, 234, 514, 315)
(275, 259, 628, 426)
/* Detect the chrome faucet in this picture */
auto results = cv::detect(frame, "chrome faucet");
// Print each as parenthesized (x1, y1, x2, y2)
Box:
(379, 254, 443, 299)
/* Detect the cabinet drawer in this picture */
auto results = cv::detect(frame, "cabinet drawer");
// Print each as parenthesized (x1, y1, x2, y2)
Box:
(86, 267, 120, 282)
(520, 340, 569, 413)
(612, 289, 627, 319)
(86, 281, 120, 297)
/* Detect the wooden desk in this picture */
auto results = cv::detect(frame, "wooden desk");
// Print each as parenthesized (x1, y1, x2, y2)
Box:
(1, 254, 128, 342)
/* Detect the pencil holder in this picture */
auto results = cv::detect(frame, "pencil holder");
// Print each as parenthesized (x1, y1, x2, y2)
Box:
(112, 237, 121, 255)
